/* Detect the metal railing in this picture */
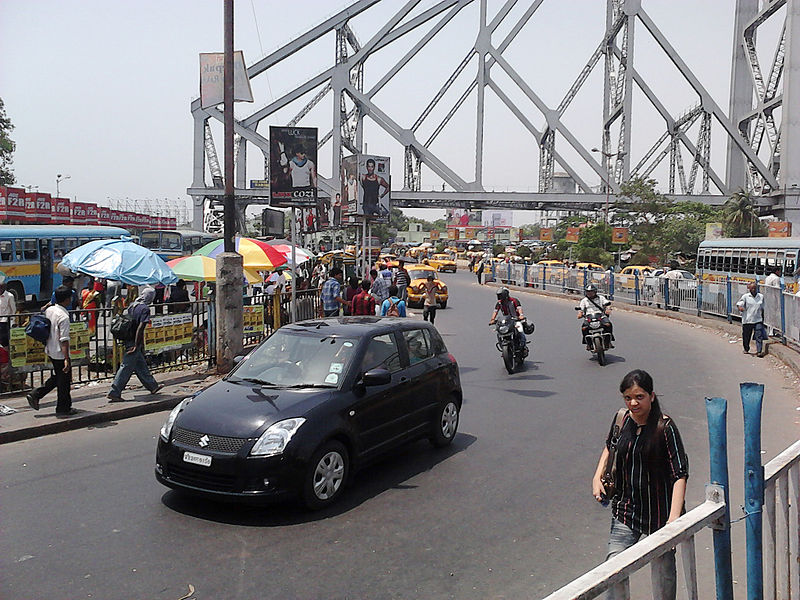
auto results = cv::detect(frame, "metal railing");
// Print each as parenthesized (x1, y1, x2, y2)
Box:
(491, 263, 800, 348)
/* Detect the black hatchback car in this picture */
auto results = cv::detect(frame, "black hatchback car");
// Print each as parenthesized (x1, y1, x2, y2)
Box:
(155, 317, 462, 509)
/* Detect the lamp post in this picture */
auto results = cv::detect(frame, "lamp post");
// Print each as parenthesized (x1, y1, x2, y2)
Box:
(55, 174, 71, 197)
(591, 148, 625, 225)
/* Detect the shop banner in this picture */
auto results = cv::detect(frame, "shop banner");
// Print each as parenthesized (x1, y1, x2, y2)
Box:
(144, 313, 193, 353)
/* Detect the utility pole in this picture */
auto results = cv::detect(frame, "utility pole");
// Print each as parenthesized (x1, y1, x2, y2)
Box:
(215, 0, 244, 373)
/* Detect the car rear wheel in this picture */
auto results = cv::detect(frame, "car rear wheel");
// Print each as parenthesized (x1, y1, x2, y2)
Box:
(440, 300, 447, 309)
(430, 397, 459, 448)
(302, 440, 349, 510)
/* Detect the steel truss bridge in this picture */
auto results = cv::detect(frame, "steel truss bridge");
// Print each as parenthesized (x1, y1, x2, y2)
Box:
(188, 0, 800, 230)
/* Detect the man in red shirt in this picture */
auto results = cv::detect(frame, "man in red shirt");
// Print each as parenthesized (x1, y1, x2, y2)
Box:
(351, 280, 377, 316)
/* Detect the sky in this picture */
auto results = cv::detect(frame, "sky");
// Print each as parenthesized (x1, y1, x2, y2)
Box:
(1, 0, 782, 227)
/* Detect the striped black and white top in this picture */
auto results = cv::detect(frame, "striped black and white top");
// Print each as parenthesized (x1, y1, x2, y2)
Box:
(606, 411, 689, 535)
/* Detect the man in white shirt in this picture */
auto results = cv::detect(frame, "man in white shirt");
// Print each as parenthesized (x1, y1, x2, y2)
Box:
(736, 281, 765, 357)
(27, 285, 74, 416)
(764, 267, 781, 287)
(0, 280, 16, 347)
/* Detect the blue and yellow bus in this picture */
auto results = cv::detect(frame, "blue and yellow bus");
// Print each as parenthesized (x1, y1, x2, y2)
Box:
(0, 225, 130, 303)
(139, 229, 218, 261)
(697, 237, 800, 292)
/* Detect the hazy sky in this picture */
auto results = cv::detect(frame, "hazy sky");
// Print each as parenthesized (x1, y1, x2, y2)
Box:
(1, 0, 776, 226)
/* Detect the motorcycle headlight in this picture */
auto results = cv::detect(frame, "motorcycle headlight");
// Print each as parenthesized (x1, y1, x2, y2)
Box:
(498, 325, 511, 334)
(160, 398, 191, 441)
(250, 418, 306, 457)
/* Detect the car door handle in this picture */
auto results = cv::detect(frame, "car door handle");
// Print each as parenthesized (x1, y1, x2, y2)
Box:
(399, 376, 408, 383)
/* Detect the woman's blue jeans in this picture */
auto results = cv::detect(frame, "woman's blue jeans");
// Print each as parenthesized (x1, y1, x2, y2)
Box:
(606, 518, 676, 600)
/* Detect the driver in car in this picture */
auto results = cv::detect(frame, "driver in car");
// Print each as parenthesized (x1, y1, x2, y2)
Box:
(576, 283, 614, 349)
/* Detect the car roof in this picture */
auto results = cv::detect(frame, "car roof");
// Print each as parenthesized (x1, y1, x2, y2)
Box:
(281, 316, 436, 338)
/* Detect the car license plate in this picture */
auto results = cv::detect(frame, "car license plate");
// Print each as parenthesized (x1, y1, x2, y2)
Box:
(183, 451, 212, 467)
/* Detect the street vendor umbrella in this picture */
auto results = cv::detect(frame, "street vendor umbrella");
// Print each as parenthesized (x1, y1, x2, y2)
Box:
(166, 255, 262, 284)
(194, 237, 287, 270)
(60, 239, 177, 286)
(266, 243, 312, 265)
(267, 270, 293, 282)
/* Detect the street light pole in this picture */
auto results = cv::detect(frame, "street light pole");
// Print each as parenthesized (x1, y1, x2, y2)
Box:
(55, 174, 71, 197)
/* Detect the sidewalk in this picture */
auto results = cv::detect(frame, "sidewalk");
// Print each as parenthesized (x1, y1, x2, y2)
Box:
(0, 366, 222, 444)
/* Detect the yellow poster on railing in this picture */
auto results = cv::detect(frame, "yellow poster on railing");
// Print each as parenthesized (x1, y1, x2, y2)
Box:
(144, 313, 193, 354)
(243, 305, 265, 335)
(9, 321, 90, 370)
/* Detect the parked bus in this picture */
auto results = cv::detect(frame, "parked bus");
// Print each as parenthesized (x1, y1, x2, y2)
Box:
(697, 237, 800, 292)
(0, 225, 130, 303)
(139, 229, 218, 261)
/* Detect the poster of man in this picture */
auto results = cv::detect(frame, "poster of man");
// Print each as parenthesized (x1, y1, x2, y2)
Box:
(357, 155, 391, 221)
(269, 126, 318, 207)
(340, 155, 359, 225)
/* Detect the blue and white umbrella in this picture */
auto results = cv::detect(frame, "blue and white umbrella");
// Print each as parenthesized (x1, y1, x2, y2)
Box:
(60, 238, 178, 286)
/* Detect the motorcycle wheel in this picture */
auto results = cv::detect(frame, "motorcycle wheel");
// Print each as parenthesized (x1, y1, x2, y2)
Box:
(502, 345, 515, 374)
(594, 337, 607, 366)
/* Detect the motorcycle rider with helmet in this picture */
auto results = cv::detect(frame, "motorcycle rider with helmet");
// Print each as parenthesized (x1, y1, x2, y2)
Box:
(577, 283, 614, 349)
(489, 287, 529, 347)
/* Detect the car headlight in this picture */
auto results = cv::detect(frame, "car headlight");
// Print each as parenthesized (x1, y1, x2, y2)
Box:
(440, 286, 447, 293)
(250, 418, 306, 457)
(160, 398, 191, 441)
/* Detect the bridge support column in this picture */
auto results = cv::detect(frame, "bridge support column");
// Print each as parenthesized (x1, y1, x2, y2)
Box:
(778, 0, 800, 231)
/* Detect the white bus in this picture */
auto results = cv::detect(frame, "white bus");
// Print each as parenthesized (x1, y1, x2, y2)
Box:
(697, 237, 799, 293)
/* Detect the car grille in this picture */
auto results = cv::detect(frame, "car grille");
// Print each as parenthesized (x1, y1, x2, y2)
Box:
(172, 427, 249, 454)
(167, 464, 237, 492)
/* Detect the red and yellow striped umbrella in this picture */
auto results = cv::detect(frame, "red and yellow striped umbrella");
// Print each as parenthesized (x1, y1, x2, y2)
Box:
(166, 255, 262, 284)
(194, 237, 288, 270)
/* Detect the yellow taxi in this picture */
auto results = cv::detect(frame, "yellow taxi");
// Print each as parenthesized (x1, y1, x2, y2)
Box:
(424, 253, 457, 272)
(575, 262, 604, 271)
(618, 265, 653, 289)
(536, 259, 568, 284)
(405, 264, 449, 308)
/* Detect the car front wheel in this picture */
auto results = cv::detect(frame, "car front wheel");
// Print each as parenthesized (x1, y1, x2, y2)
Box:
(302, 440, 349, 510)
(430, 398, 460, 448)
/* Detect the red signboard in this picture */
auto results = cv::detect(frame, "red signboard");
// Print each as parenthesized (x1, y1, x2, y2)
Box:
(0, 186, 9, 221)
(71, 202, 87, 225)
(36, 193, 52, 223)
(24, 193, 37, 224)
(98, 206, 110, 226)
(51, 198, 71, 224)
(166, 217, 176, 229)
(85, 203, 99, 226)
(6, 187, 25, 222)
(125, 211, 136, 228)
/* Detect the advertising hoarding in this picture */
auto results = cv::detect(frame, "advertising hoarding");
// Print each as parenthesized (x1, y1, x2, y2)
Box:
(0, 186, 8, 221)
(705, 222, 723, 240)
(539, 228, 553, 241)
(269, 126, 318, 207)
(447, 209, 481, 227)
(71, 202, 87, 225)
(565, 227, 581, 243)
(261, 207, 284, 238)
(612, 227, 629, 244)
(52, 198, 71, 224)
(340, 155, 359, 225)
(24, 193, 37, 223)
(98, 206, 110, 226)
(482, 210, 512, 228)
(36, 193, 51, 224)
(356, 155, 390, 221)
(768, 221, 792, 237)
(85, 203, 99, 226)
(6, 187, 25, 222)
(199, 51, 254, 110)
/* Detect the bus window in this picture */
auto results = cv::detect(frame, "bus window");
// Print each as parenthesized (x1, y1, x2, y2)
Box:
(66, 238, 80, 251)
(755, 252, 766, 276)
(731, 251, 742, 274)
(53, 239, 66, 260)
(163, 232, 181, 251)
(141, 232, 160, 249)
(746, 252, 756, 274)
(0, 240, 11, 262)
(14, 239, 23, 261)
(722, 250, 732, 272)
(23, 239, 38, 260)
(786, 254, 796, 277)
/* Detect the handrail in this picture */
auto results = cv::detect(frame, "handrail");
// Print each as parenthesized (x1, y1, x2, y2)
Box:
(764, 439, 800, 483)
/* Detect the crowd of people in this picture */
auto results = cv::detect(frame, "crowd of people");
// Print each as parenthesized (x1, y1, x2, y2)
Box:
(319, 259, 417, 318)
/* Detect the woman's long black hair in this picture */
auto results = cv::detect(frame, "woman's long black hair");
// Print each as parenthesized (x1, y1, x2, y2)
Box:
(619, 369, 667, 466)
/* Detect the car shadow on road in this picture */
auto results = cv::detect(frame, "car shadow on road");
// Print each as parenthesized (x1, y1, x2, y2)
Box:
(160, 433, 477, 526)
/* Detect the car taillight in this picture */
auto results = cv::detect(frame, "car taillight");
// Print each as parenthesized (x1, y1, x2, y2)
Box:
(446, 353, 457, 364)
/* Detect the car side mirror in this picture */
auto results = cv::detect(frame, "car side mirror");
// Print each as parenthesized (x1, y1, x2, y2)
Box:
(574, 306, 581, 311)
(233, 355, 246, 365)
(362, 368, 391, 386)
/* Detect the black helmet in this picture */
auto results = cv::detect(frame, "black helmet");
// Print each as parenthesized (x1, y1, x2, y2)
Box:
(584, 283, 598, 295)
(496, 287, 510, 300)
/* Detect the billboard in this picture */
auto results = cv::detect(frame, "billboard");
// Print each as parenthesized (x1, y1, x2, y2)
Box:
(6, 187, 25, 222)
(482, 210, 512, 228)
(768, 221, 792, 237)
(199, 51, 254, 109)
(71, 202, 87, 225)
(447, 209, 481, 227)
(52, 198, 71, 224)
(705, 222, 723, 240)
(98, 206, 111, 226)
(36, 193, 52, 224)
(539, 228, 553, 241)
(24, 193, 37, 223)
(85, 203, 99, 226)
(356, 155, 390, 221)
(340, 155, 359, 224)
(261, 207, 284, 238)
(565, 227, 581, 243)
(269, 126, 318, 207)
(612, 227, 629, 244)
(316, 196, 330, 230)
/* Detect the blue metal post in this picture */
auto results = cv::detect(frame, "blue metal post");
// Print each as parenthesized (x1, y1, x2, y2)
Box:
(491, 262, 496, 283)
(726, 275, 733, 323)
(542, 265, 547, 291)
(779, 277, 787, 344)
(634, 272, 640, 305)
(741, 382, 764, 600)
(506, 261, 511, 284)
(609, 269, 615, 300)
(523, 263, 529, 287)
(706, 396, 734, 600)
(664, 276, 670, 309)
(697, 277, 703, 316)
(582, 267, 588, 291)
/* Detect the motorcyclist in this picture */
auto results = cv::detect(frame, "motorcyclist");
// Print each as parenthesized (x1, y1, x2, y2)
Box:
(577, 283, 614, 349)
(489, 287, 527, 348)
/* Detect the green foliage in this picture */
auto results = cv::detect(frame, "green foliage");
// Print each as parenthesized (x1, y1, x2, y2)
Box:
(516, 246, 532, 259)
(575, 223, 611, 251)
(553, 215, 589, 243)
(0, 98, 15, 186)
(576, 246, 613, 266)
(627, 252, 651, 266)
(723, 190, 767, 237)
(492, 244, 505, 256)
(435, 242, 446, 253)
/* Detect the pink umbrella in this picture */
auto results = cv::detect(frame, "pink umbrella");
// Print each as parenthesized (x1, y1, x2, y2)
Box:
(268, 244, 312, 265)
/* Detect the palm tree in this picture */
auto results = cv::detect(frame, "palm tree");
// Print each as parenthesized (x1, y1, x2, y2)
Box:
(724, 190, 760, 237)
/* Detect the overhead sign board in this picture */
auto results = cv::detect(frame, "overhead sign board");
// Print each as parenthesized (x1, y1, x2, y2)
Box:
(199, 51, 254, 109)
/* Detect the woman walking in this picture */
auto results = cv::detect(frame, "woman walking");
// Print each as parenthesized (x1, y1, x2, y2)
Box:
(591, 369, 688, 600)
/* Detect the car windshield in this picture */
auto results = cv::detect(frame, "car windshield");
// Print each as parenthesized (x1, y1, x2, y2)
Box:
(409, 269, 438, 279)
(228, 330, 359, 388)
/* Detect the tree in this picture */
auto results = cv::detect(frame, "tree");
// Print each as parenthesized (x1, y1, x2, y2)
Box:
(0, 98, 15, 185)
(724, 190, 766, 237)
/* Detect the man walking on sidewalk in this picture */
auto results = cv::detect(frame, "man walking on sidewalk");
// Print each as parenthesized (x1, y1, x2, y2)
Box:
(107, 286, 162, 401)
(27, 286, 74, 416)
(736, 281, 766, 357)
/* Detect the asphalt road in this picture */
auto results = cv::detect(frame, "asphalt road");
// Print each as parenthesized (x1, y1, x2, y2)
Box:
(3, 271, 799, 600)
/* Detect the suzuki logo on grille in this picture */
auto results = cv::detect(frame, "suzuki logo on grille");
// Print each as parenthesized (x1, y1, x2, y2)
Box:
(198, 435, 210, 448)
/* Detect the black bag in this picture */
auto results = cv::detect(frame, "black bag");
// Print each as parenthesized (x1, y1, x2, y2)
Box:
(110, 309, 137, 341)
(601, 408, 628, 500)
(25, 314, 51, 344)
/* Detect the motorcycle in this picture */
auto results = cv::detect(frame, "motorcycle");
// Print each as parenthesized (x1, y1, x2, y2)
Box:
(492, 315, 533, 373)
(575, 307, 613, 366)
